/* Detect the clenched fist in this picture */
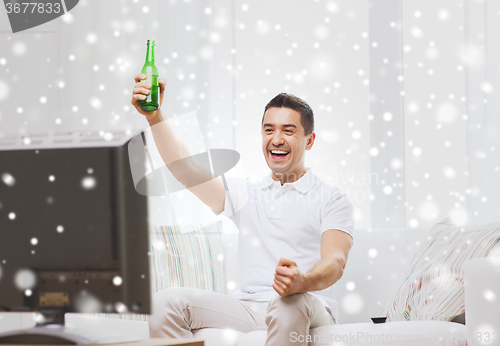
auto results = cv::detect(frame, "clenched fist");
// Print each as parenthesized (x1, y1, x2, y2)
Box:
(272, 258, 308, 296)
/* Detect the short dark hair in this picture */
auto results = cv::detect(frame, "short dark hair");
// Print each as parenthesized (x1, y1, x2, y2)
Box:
(262, 93, 314, 136)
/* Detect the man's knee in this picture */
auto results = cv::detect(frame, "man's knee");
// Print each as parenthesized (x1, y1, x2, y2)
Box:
(265, 293, 312, 328)
(152, 287, 192, 314)
(266, 293, 312, 321)
(149, 287, 199, 338)
(150, 287, 194, 329)
(267, 293, 309, 310)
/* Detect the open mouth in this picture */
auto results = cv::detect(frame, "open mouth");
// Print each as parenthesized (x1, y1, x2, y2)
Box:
(270, 150, 290, 160)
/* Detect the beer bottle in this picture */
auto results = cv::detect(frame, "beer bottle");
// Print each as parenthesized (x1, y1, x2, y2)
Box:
(140, 40, 159, 111)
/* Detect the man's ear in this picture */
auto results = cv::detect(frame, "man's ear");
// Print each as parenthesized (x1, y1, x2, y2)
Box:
(305, 132, 316, 150)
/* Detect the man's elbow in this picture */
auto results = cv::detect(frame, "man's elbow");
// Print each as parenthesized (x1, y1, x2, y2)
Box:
(332, 254, 348, 282)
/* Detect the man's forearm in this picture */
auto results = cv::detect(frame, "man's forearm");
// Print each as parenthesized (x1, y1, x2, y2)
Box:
(146, 110, 192, 164)
(302, 255, 346, 292)
(146, 110, 214, 187)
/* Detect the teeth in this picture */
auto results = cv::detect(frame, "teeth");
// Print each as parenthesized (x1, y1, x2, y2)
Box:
(271, 150, 289, 155)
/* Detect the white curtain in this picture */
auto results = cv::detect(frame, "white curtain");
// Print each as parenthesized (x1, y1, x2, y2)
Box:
(370, 0, 500, 228)
(465, 0, 500, 225)
(6, 0, 497, 229)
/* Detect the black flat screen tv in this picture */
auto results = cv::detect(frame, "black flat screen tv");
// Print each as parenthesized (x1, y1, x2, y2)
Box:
(0, 130, 151, 344)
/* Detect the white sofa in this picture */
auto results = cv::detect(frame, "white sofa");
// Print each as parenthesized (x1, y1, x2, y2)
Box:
(190, 227, 471, 346)
(2, 226, 499, 346)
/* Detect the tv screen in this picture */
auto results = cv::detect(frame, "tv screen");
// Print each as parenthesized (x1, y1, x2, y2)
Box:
(0, 131, 151, 320)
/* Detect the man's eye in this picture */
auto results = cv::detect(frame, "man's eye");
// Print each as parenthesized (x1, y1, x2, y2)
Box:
(265, 129, 272, 133)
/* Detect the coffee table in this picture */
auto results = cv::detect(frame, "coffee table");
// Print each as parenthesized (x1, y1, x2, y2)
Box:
(92, 339, 204, 346)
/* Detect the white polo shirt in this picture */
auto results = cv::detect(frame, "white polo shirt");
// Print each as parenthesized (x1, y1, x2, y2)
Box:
(215, 167, 354, 321)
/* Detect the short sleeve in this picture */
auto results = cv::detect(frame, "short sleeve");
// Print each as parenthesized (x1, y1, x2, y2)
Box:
(320, 189, 355, 242)
(212, 176, 248, 218)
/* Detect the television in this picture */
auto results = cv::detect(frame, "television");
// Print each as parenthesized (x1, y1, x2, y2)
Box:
(0, 130, 151, 344)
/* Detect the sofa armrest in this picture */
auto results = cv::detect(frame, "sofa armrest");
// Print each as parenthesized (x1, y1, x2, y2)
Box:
(465, 257, 500, 346)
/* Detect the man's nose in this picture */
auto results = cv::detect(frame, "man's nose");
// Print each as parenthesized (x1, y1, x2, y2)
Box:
(271, 131, 285, 145)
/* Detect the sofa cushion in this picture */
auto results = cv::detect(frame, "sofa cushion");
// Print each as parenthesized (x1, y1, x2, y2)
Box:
(382, 217, 500, 321)
(335, 227, 430, 323)
(150, 221, 226, 294)
(238, 321, 466, 346)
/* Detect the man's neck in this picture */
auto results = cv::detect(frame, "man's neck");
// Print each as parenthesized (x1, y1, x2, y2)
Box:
(272, 168, 308, 185)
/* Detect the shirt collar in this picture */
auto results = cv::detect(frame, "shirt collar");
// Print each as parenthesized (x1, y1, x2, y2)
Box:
(260, 168, 316, 193)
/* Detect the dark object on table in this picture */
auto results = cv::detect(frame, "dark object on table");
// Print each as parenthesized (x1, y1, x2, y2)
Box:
(371, 317, 388, 324)
(451, 312, 466, 325)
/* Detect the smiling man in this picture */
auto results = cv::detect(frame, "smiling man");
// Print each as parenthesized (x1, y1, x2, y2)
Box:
(132, 77, 354, 346)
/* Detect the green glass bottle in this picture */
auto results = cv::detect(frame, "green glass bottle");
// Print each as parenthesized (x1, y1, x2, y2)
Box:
(140, 40, 159, 112)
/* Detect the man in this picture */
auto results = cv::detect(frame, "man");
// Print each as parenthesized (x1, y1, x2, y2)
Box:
(131, 73, 354, 346)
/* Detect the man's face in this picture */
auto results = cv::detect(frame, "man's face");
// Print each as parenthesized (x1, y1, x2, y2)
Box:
(262, 107, 315, 181)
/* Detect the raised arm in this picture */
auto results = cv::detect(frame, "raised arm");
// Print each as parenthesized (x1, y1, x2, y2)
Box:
(131, 73, 226, 213)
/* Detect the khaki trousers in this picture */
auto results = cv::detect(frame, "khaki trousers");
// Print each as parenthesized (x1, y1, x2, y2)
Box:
(148, 287, 336, 346)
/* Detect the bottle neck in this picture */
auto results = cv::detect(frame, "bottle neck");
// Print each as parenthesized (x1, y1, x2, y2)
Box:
(145, 42, 155, 64)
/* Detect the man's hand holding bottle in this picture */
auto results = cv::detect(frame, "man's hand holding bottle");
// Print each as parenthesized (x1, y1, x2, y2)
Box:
(131, 73, 166, 120)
